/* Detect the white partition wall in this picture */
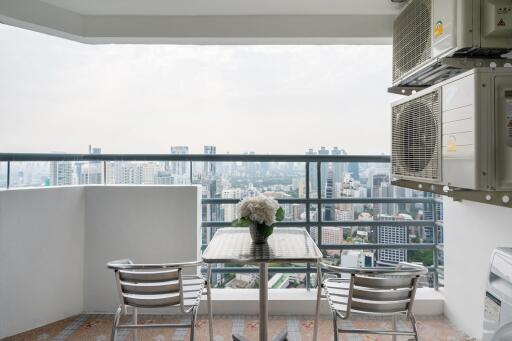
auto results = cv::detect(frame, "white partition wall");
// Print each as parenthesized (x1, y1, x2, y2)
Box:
(0, 187, 85, 339)
(0, 185, 202, 339)
(83, 185, 202, 312)
(444, 199, 512, 339)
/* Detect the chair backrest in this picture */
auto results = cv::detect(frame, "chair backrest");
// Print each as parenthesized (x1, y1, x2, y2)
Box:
(346, 263, 427, 316)
(107, 259, 190, 311)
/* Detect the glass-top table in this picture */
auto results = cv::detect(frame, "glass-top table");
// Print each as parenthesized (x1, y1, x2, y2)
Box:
(202, 228, 323, 341)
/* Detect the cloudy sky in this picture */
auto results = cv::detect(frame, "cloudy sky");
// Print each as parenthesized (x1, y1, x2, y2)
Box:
(0, 24, 399, 155)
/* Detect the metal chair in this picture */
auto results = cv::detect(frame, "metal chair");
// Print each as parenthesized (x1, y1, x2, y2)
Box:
(320, 262, 428, 341)
(107, 259, 214, 341)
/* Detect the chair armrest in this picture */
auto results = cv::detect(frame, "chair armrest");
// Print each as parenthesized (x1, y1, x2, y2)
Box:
(320, 262, 362, 274)
(396, 262, 429, 275)
(106, 259, 134, 268)
(321, 262, 428, 276)
(107, 260, 203, 270)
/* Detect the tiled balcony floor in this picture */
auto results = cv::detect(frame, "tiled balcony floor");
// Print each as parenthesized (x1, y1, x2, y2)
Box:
(4, 314, 468, 341)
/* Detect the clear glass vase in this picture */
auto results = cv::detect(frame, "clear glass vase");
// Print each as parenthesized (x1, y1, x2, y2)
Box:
(249, 222, 273, 244)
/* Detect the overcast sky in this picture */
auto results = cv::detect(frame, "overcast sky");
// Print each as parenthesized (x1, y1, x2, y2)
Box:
(0, 24, 399, 155)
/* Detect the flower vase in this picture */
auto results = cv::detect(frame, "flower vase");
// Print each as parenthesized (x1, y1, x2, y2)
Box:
(249, 222, 273, 244)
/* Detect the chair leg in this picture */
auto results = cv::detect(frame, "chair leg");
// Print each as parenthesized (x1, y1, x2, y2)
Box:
(313, 262, 322, 341)
(190, 307, 197, 341)
(410, 314, 419, 341)
(392, 314, 397, 341)
(132, 307, 138, 341)
(207, 265, 214, 341)
(111, 306, 122, 341)
(332, 312, 339, 341)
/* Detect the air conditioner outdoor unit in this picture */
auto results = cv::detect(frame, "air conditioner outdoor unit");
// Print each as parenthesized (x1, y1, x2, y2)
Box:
(392, 0, 512, 88)
(391, 68, 512, 191)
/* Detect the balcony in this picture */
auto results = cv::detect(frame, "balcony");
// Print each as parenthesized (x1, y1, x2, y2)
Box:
(0, 153, 455, 339)
(2, 0, 512, 339)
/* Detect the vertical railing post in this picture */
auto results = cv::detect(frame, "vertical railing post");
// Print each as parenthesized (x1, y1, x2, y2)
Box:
(189, 161, 193, 184)
(316, 161, 322, 289)
(6, 161, 11, 189)
(316, 162, 322, 248)
(305, 161, 311, 290)
(433, 200, 440, 290)
(103, 160, 107, 185)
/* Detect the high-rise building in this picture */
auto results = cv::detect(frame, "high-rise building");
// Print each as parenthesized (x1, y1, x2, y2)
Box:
(88, 145, 102, 155)
(50, 161, 72, 186)
(321, 226, 343, 245)
(376, 214, 410, 265)
(222, 188, 242, 222)
(76, 146, 103, 185)
(169, 146, 189, 182)
(79, 163, 102, 184)
(318, 147, 329, 192)
(155, 171, 174, 184)
(171, 146, 189, 154)
(371, 173, 389, 216)
(108, 162, 160, 184)
(348, 162, 360, 181)
(318, 147, 329, 155)
(330, 147, 347, 184)
(203, 145, 217, 177)
(379, 182, 398, 216)
(323, 167, 335, 221)
(340, 250, 375, 268)
(291, 204, 303, 221)
(306, 148, 317, 193)
(336, 209, 353, 221)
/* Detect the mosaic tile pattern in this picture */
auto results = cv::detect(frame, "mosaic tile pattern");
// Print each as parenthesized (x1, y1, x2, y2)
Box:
(52, 315, 89, 341)
(4, 314, 468, 341)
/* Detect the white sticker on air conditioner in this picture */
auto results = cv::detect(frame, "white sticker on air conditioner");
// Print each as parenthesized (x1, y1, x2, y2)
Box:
(506, 91, 512, 146)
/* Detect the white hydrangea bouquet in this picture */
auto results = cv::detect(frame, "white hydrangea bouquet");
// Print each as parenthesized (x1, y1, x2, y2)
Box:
(232, 195, 285, 243)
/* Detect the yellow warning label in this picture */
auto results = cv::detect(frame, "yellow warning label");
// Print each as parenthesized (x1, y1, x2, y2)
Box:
(498, 18, 506, 27)
(434, 21, 444, 37)
(447, 136, 457, 152)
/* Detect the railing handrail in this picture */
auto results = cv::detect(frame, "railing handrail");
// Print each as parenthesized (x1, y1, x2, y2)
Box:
(0, 153, 390, 163)
(203, 197, 434, 204)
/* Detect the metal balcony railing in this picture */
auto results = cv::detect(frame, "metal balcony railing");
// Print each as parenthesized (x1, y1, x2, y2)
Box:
(0, 153, 443, 289)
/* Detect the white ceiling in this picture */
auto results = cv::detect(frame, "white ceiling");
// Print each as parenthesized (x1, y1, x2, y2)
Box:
(40, 0, 401, 16)
(0, 0, 401, 44)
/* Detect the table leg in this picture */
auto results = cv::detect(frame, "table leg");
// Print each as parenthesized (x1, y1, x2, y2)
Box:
(260, 262, 268, 341)
(207, 264, 214, 341)
(233, 262, 288, 341)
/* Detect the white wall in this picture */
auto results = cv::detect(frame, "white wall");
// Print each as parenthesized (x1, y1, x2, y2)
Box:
(83, 185, 202, 312)
(444, 199, 512, 339)
(0, 187, 85, 339)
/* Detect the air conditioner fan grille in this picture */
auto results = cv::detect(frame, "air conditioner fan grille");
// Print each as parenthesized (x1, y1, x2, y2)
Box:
(392, 91, 441, 180)
(393, 0, 432, 82)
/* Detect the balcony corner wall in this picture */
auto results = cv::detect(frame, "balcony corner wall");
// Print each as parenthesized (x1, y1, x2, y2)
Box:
(444, 199, 512, 339)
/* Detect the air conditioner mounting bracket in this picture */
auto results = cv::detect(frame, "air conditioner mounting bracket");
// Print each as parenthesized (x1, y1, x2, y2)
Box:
(388, 57, 512, 96)
(392, 179, 512, 208)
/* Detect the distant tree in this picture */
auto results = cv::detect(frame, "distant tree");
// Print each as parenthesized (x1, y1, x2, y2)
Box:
(408, 250, 433, 266)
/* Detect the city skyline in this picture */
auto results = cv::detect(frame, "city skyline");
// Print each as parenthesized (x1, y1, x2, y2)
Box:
(0, 24, 399, 155)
